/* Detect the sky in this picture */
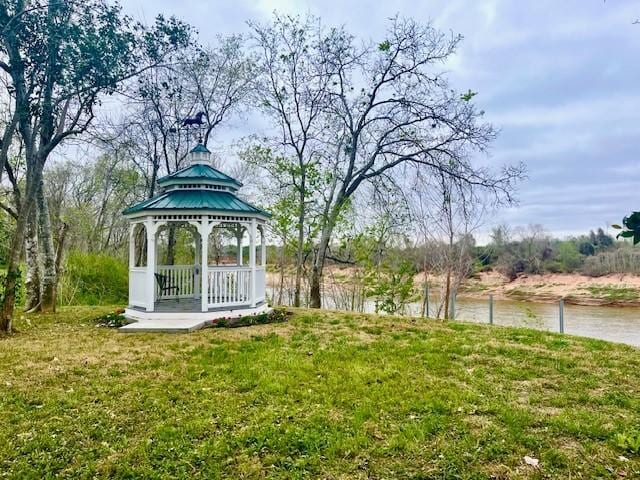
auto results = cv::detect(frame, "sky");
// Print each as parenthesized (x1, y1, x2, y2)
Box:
(122, 0, 640, 239)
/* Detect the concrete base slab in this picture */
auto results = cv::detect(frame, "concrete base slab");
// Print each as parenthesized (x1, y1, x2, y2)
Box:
(120, 304, 271, 333)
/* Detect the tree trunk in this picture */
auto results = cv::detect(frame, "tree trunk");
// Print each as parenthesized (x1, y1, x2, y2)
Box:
(165, 223, 177, 265)
(421, 261, 429, 318)
(0, 155, 44, 333)
(309, 195, 346, 309)
(293, 185, 305, 308)
(443, 266, 451, 320)
(53, 222, 68, 307)
(37, 181, 57, 313)
(23, 208, 41, 311)
(0, 202, 31, 334)
(310, 227, 332, 309)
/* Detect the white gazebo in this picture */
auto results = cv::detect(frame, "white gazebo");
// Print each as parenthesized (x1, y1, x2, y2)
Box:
(122, 144, 270, 331)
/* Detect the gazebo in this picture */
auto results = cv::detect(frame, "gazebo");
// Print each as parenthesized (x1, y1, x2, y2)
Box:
(121, 144, 270, 331)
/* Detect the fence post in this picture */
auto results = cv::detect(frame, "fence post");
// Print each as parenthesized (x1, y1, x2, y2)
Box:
(559, 299, 565, 334)
(489, 294, 494, 325)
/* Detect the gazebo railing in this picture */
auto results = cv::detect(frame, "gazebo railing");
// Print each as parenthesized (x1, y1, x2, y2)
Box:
(255, 266, 266, 303)
(156, 265, 196, 299)
(207, 266, 251, 307)
(149, 264, 264, 308)
(129, 267, 147, 307)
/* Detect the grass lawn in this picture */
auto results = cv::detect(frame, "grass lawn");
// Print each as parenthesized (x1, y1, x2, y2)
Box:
(1, 307, 640, 479)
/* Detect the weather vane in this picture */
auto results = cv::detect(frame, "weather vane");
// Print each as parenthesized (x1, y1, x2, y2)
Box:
(169, 111, 207, 144)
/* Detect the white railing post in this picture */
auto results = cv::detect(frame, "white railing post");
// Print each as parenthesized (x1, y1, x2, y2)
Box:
(145, 218, 156, 312)
(250, 218, 256, 307)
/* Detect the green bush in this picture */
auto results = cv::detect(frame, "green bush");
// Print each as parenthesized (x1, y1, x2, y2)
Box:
(555, 241, 583, 272)
(0, 268, 25, 307)
(59, 252, 128, 305)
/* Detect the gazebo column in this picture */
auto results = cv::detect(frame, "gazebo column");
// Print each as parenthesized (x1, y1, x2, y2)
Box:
(194, 230, 201, 298)
(236, 225, 243, 266)
(144, 218, 157, 312)
(260, 225, 266, 266)
(128, 223, 136, 270)
(250, 218, 256, 307)
(197, 219, 214, 312)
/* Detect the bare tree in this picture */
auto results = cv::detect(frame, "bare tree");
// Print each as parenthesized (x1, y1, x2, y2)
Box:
(410, 169, 485, 319)
(306, 16, 522, 308)
(249, 14, 335, 307)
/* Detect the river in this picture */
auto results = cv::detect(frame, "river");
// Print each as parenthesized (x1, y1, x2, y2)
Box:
(271, 290, 640, 348)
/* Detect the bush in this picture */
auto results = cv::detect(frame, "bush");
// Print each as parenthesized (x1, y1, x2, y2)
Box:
(59, 252, 128, 305)
(94, 309, 127, 328)
(555, 241, 583, 272)
(0, 268, 25, 307)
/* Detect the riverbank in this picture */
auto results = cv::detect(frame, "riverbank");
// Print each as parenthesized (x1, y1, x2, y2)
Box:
(1, 306, 639, 478)
(459, 271, 640, 306)
(268, 267, 640, 308)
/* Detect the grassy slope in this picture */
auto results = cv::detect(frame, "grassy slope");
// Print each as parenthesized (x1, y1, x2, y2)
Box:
(1, 308, 639, 479)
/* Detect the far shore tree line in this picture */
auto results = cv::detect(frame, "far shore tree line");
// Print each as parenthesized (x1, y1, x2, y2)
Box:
(1, 1, 527, 333)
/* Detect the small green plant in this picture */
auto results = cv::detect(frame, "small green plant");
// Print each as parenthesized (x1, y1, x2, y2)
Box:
(614, 430, 640, 455)
(583, 285, 639, 302)
(213, 308, 292, 328)
(520, 304, 543, 329)
(94, 310, 127, 328)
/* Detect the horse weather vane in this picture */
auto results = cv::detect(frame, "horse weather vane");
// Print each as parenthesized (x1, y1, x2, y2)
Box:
(169, 111, 207, 143)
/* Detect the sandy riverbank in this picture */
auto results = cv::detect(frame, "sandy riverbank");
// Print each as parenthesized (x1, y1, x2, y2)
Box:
(456, 271, 640, 306)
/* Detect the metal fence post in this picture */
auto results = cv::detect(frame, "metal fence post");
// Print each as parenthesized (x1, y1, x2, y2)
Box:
(489, 294, 494, 325)
(559, 299, 565, 334)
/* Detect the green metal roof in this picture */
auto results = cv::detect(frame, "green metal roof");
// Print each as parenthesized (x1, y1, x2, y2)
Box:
(157, 164, 242, 187)
(123, 190, 270, 217)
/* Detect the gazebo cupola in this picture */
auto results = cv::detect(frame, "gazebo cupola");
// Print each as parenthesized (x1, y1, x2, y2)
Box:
(122, 143, 270, 330)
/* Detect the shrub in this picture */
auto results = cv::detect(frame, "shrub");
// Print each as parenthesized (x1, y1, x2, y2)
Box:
(58, 252, 128, 305)
(555, 241, 583, 272)
(0, 268, 25, 307)
(94, 309, 127, 328)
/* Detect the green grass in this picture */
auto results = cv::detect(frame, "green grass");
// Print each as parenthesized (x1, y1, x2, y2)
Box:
(581, 285, 639, 302)
(1, 307, 639, 479)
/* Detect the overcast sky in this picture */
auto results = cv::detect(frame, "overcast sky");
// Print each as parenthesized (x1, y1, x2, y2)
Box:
(123, 0, 640, 239)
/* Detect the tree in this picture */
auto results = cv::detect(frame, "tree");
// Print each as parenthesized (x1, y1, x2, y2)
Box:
(306, 16, 522, 308)
(410, 169, 485, 319)
(0, 0, 191, 332)
(249, 14, 335, 307)
(98, 35, 253, 265)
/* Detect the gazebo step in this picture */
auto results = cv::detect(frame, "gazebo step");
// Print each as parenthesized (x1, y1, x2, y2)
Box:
(120, 304, 271, 333)
(119, 318, 206, 333)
